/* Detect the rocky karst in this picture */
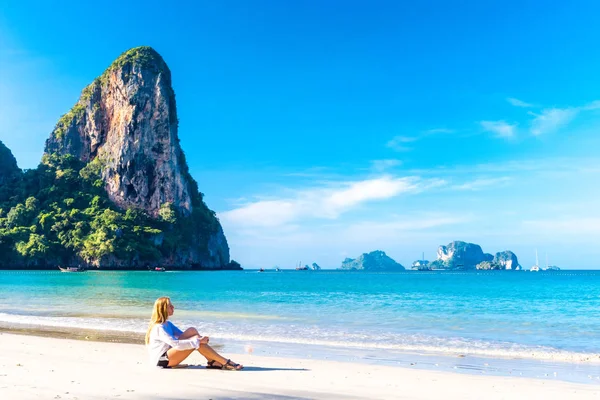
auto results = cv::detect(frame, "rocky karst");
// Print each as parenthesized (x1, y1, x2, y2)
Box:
(45, 47, 193, 217)
(340, 250, 405, 271)
(429, 241, 520, 270)
(492, 251, 521, 270)
(1, 47, 234, 269)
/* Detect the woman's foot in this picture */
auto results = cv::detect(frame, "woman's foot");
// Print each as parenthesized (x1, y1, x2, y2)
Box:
(223, 359, 243, 370)
(206, 360, 223, 369)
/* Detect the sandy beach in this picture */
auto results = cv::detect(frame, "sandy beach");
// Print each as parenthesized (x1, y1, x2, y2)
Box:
(0, 333, 598, 400)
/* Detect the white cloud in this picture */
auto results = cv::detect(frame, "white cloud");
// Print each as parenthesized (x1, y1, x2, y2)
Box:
(480, 120, 517, 138)
(370, 159, 402, 172)
(507, 98, 534, 108)
(424, 128, 455, 134)
(386, 129, 456, 151)
(386, 136, 417, 151)
(522, 218, 600, 235)
(219, 176, 425, 228)
(453, 177, 511, 191)
(344, 215, 466, 237)
(529, 108, 578, 136)
(582, 100, 600, 111)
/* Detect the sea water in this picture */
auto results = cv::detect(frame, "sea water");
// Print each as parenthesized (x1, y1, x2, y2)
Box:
(1, 270, 599, 383)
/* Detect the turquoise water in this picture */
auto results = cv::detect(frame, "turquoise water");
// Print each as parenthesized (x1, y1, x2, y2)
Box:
(1, 270, 600, 380)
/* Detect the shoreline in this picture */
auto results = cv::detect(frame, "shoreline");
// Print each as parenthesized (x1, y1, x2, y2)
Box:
(0, 332, 598, 400)
(2, 324, 600, 386)
(0, 266, 244, 271)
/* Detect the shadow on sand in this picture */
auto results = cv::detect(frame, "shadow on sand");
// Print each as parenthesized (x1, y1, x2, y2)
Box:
(171, 364, 309, 372)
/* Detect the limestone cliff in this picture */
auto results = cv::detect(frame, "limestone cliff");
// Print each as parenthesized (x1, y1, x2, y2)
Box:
(431, 241, 493, 270)
(0, 140, 20, 186)
(339, 250, 405, 271)
(493, 251, 520, 270)
(43, 47, 230, 268)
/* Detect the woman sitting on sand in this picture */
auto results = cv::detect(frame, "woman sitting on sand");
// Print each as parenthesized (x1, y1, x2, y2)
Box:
(145, 296, 243, 370)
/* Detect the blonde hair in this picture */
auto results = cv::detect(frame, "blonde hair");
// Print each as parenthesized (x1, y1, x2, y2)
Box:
(145, 296, 171, 345)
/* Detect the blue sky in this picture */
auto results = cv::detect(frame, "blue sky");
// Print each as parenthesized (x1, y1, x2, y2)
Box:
(2, 1, 600, 268)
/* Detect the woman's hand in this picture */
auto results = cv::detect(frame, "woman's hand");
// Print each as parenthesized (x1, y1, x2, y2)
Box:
(200, 336, 209, 344)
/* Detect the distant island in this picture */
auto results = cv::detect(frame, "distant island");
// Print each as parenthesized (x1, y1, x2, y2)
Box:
(0, 47, 240, 271)
(336, 241, 542, 272)
(339, 250, 405, 271)
(425, 241, 522, 271)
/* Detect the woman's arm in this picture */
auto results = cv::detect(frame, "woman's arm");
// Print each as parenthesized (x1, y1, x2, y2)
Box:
(155, 324, 200, 350)
(168, 321, 184, 338)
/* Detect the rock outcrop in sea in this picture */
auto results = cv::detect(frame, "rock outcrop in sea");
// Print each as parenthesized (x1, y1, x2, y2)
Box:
(493, 251, 521, 270)
(429, 241, 492, 269)
(41, 46, 232, 269)
(339, 250, 405, 271)
(428, 241, 520, 270)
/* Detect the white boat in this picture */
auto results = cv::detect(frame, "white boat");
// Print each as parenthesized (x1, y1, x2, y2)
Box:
(59, 266, 86, 272)
(530, 249, 540, 272)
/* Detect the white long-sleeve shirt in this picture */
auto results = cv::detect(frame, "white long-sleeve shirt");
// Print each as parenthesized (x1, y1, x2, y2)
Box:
(147, 321, 200, 366)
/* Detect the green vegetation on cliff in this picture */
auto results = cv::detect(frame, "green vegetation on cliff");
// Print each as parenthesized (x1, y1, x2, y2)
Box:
(0, 154, 219, 267)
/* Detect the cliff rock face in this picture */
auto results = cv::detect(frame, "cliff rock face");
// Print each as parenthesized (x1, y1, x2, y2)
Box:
(0, 140, 20, 186)
(340, 250, 405, 271)
(434, 241, 493, 269)
(493, 251, 520, 270)
(43, 47, 230, 268)
(45, 47, 191, 216)
(476, 261, 503, 270)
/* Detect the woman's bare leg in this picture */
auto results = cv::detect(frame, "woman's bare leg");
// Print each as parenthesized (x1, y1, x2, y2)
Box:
(198, 344, 243, 370)
(178, 327, 243, 369)
(166, 348, 196, 367)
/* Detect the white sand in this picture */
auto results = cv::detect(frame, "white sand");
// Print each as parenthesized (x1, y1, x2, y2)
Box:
(0, 333, 598, 400)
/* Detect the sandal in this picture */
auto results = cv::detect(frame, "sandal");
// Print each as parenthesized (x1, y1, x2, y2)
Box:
(222, 359, 243, 371)
(206, 360, 223, 369)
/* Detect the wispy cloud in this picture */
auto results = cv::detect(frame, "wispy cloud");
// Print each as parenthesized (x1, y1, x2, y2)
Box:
(386, 129, 455, 151)
(484, 98, 600, 138)
(453, 177, 512, 191)
(424, 128, 455, 134)
(507, 98, 534, 108)
(529, 108, 578, 136)
(582, 100, 600, 111)
(522, 218, 600, 235)
(480, 120, 517, 138)
(386, 136, 417, 152)
(370, 159, 402, 172)
(220, 176, 430, 227)
(339, 214, 469, 245)
(344, 215, 467, 235)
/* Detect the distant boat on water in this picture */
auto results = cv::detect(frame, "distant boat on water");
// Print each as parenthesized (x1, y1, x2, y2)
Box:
(295, 261, 309, 270)
(58, 266, 86, 273)
(530, 249, 540, 272)
(149, 266, 166, 272)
